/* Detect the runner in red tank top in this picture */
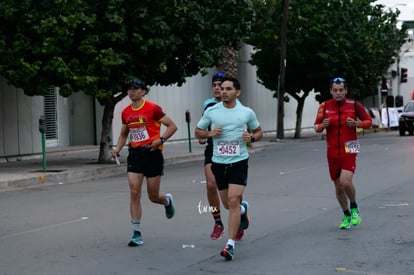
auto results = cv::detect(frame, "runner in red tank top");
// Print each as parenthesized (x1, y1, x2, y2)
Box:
(314, 77, 372, 230)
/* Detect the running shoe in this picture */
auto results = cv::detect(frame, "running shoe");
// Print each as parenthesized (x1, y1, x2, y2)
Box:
(210, 223, 224, 240)
(165, 193, 175, 219)
(240, 201, 250, 230)
(235, 227, 244, 240)
(220, 244, 234, 261)
(128, 231, 144, 247)
(351, 208, 361, 226)
(339, 215, 351, 229)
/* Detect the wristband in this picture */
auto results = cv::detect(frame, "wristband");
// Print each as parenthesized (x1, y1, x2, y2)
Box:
(250, 135, 256, 143)
(160, 137, 166, 144)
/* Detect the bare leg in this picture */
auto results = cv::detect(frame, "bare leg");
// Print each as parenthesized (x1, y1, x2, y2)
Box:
(128, 172, 144, 220)
(333, 169, 355, 211)
(146, 176, 168, 205)
(222, 184, 244, 240)
(205, 163, 221, 213)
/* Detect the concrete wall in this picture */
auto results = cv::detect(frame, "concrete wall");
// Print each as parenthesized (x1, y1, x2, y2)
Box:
(0, 77, 43, 158)
(0, 78, 96, 158)
(69, 92, 96, 145)
(112, 45, 321, 143)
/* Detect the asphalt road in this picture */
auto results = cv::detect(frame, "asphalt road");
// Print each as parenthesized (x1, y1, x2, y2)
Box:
(0, 131, 413, 275)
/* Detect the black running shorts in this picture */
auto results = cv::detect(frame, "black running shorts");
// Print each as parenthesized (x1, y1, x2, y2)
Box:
(211, 159, 248, 190)
(127, 147, 164, 177)
(204, 144, 213, 166)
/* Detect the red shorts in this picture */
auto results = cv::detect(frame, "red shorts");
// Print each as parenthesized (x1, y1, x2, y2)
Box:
(327, 154, 357, 181)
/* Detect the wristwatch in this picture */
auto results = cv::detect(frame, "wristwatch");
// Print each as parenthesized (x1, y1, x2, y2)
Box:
(160, 137, 166, 144)
(250, 135, 256, 143)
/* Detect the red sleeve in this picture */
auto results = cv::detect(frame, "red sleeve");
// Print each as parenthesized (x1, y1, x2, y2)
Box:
(153, 104, 166, 121)
(314, 102, 326, 132)
(356, 102, 372, 129)
(121, 106, 129, 125)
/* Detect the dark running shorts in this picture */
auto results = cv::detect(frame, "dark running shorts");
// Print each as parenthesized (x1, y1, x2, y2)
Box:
(127, 147, 164, 177)
(204, 144, 213, 165)
(211, 158, 248, 191)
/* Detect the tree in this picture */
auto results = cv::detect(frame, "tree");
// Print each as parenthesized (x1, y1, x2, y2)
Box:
(0, 0, 255, 161)
(248, 0, 407, 138)
(216, 0, 255, 77)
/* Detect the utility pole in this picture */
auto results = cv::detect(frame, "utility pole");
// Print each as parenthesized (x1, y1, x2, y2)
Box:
(277, 0, 289, 140)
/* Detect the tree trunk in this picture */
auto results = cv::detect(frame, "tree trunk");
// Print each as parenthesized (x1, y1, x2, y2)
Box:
(289, 89, 310, 139)
(277, 0, 289, 140)
(98, 96, 117, 163)
(294, 97, 305, 139)
(218, 43, 239, 77)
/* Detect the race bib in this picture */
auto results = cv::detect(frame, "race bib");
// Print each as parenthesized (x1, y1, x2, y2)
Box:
(345, 140, 360, 153)
(130, 127, 150, 142)
(217, 140, 240, 156)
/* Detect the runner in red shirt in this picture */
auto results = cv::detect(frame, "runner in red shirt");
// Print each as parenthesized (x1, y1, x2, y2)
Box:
(314, 77, 372, 230)
(112, 77, 177, 247)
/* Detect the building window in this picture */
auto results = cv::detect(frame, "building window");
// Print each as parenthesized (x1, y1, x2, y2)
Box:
(43, 86, 58, 145)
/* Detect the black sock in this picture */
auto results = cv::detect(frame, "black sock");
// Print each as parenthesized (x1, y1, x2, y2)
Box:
(213, 211, 223, 226)
(350, 202, 358, 209)
(344, 209, 351, 216)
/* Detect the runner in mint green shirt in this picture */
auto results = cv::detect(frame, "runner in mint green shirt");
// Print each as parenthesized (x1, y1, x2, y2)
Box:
(195, 76, 263, 261)
(198, 100, 260, 164)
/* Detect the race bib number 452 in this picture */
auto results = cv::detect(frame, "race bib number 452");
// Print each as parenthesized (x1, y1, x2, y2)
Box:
(217, 140, 240, 156)
(130, 127, 150, 142)
(345, 140, 360, 153)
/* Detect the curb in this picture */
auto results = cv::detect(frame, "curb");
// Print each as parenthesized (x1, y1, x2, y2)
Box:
(0, 141, 277, 192)
(0, 152, 206, 192)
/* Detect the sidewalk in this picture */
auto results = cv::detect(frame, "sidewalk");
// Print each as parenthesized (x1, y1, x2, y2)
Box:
(0, 132, 293, 192)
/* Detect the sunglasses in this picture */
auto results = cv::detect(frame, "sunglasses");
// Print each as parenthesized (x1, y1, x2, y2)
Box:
(331, 77, 346, 83)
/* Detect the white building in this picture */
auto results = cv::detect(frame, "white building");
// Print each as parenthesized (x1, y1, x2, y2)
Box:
(379, 21, 414, 110)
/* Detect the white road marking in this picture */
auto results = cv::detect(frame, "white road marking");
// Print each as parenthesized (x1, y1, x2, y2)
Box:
(378, 203, 409, 208)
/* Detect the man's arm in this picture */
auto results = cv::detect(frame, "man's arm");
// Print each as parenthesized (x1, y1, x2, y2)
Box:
(251, 126, 263, 142)
(355, 102, 372, 129)
(111, 125, 129, 157)
(314, 103, 327, 133)
(243, 126, 263, 143)
(159, 115, 178, 143)
(195, 126, 222, 140)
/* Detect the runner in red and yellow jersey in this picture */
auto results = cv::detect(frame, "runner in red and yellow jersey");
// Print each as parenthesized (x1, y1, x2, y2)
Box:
(112, 77, 177, 247)
(121, 99, 165, 148)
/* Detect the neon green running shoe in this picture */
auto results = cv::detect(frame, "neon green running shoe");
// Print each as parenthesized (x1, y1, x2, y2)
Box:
(351, 208, 361, 226)
(340, 215, 351, 229)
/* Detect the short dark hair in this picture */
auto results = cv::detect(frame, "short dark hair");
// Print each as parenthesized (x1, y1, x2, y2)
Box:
(221, 76, 241, 90)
